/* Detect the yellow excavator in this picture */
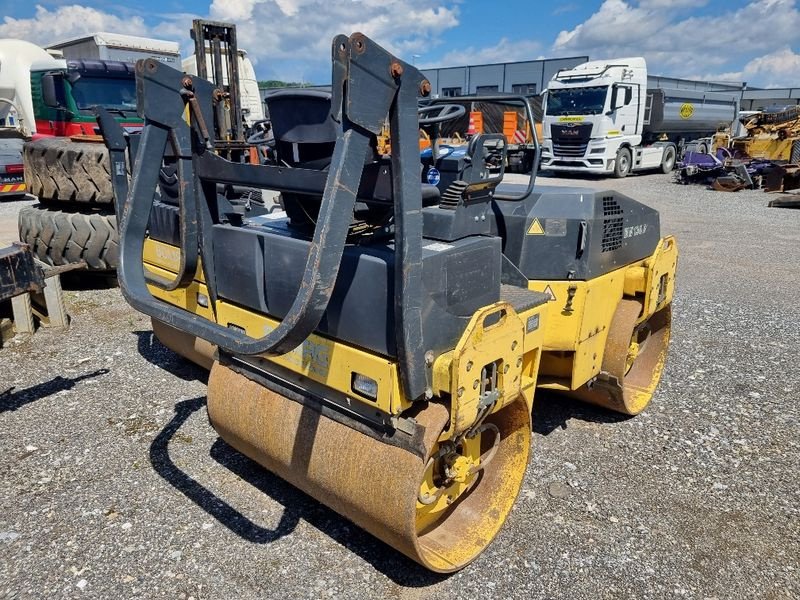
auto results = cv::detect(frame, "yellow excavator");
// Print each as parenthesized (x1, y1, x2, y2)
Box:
(98, 31, 676, 572)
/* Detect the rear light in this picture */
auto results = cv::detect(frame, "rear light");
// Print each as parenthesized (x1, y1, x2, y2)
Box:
(5, 164, 23, 174)
(351, 372, 378, 401)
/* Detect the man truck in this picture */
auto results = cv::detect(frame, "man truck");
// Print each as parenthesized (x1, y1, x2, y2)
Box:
(540, 57, 740, 177)
(0, 39, 51, 198)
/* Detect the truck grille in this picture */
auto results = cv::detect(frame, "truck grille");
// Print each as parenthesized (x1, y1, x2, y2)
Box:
(550, 123, 592, 158)
(552, 140, 589, 157)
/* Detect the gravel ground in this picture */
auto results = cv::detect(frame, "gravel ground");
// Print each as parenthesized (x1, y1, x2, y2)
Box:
(1, 172, 798, 599)
(0, 195, 34, 246)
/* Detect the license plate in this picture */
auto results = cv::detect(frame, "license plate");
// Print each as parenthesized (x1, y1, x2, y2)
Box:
(0, 173, 25, 194)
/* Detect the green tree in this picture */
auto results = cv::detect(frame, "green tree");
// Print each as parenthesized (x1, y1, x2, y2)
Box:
(258, 80, 307, 88)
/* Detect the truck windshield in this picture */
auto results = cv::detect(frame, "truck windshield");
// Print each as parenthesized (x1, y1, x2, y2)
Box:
(71, 76, 137, 114)
(546, 86, 608, 116)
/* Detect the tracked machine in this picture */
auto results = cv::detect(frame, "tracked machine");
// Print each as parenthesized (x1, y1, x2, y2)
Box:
(99, 33, 677, 571)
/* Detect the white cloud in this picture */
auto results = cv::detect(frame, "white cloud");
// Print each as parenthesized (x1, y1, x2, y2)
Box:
(273, 0, 302, 17)
(552, 4, 579, 16)
(552, 0, 800, 87)
(210, 0, 461, 80)
(742, 47, 800, 87)
(0, 4, 147, 45)
(0, 1, 460, 82)
(210, 0, 263, 21)
(150, 13, 203, 58)
(427, 37, 542, 68)
(5, 1, 795, 88)
(638, 0, 706, 7)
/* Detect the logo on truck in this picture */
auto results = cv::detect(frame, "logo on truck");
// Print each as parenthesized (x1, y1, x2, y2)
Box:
(679, 103, 694, 119)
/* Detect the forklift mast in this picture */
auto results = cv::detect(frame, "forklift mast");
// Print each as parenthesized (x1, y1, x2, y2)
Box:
(190, 19, 244, 146)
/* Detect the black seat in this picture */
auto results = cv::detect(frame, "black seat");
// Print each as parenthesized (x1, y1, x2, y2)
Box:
(266, 90, 441, 227)
(264, 90, 337, 168)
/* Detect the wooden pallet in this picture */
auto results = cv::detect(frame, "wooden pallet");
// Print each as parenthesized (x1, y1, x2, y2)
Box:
(8, 259, 70, 335)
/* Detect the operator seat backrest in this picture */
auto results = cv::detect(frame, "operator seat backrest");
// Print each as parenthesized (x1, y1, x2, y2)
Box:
(266, 89, 440, 221)
(265, 90, 337, 168)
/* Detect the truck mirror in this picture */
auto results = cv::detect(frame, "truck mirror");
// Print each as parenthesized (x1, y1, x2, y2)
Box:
(41, 73, 64, 109)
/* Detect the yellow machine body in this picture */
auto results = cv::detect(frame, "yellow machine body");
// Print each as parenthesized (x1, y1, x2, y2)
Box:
(732, 135, 795, 161)
(142, 237, 546, 571)
(530, 235, 677, 413)
(140, 227, 676, 568)
(109, 28, 677, 576)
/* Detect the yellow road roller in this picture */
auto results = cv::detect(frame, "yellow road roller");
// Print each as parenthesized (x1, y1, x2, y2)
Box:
(98, 31, 676, 572)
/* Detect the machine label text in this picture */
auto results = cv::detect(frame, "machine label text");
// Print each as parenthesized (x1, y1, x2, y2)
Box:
(624, 224, 648, 238)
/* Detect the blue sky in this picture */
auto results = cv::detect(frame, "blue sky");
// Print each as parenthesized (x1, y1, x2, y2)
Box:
(1, 1, 798, 87)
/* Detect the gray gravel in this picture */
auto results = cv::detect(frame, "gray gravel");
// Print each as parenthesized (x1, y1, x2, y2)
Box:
(0, 195, 34, 246)
(1, 172, 799, 599)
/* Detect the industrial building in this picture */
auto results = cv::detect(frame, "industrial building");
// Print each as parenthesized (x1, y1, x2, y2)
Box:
(419, 56, 588, 97)
(740, 87, 800, 110)
(261, 57, 799, 111)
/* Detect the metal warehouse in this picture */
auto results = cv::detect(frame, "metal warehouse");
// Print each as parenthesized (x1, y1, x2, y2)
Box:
(420, 56, 588, 97)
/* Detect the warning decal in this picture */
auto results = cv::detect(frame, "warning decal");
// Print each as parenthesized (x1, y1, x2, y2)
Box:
(527, 218, 545, 235)
(679, 103, 694, 119)
(543, 285, 557, 302)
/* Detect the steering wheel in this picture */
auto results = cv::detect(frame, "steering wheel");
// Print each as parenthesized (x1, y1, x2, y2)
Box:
(418, 103, 466, 125)
(246, 119, 272, 145)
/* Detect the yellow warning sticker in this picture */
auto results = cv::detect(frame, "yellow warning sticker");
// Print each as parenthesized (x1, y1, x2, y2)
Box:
(679, 103, 694, 119)
(543, 285, 557, 302)
(527, 218, 545, 235)
(558, 116, 584, 122)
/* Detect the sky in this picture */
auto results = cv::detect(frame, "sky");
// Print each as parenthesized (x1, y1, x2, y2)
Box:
(0, 0, 798, 88)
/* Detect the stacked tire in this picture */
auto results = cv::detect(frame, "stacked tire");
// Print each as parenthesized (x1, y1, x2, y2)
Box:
(19, 138, 121, 271)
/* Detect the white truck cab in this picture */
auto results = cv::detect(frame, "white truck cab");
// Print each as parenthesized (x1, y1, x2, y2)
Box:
(541, 57, 738, 178)
(541, 57, 669, 177)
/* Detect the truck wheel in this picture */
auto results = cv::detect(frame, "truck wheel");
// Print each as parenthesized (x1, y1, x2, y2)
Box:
(613, 147, 632, 178)
(791, 140, 800, 164)
(18, 204, 118, 270)
(23, 137, 120, 204)
(660, 146, 677, 174)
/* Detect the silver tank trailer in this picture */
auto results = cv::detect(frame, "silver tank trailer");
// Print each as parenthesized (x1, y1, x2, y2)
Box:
(644, 88, 738, 140)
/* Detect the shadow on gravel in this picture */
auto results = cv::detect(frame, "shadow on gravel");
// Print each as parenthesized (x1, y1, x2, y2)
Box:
(0, 368, 110, 413)
(532, 390, 629, 436)
(150, 397, 448, 588)
(133, 330, 208, 382)
(537, 170, 610, 181)
(59, 271, 119, 290)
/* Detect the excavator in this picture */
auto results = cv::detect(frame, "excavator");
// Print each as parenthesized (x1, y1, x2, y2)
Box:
(98, 32, 677, 572)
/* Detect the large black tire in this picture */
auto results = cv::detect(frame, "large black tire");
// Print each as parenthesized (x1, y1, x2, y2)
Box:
(18, 205, 118, 270)
(791, 140, 800, 164)
(23, 137, 117, 204)
(613, 147, 632, 178)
